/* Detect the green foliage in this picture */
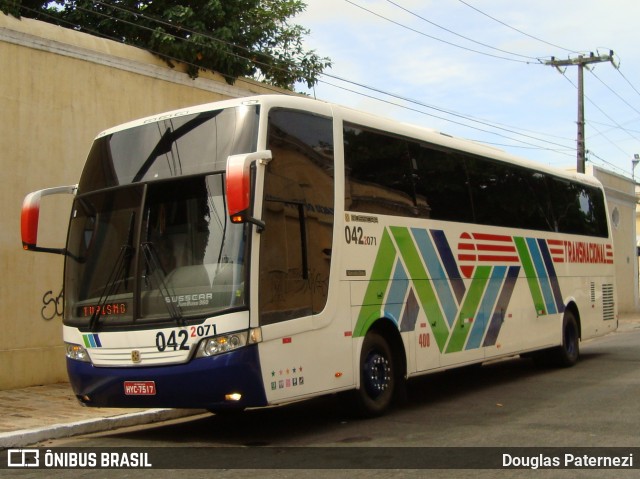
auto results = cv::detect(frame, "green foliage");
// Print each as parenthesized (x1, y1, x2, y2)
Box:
(2, 0, 331, 89)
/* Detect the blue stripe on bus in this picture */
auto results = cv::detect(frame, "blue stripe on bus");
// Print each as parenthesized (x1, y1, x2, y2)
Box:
(466, 266, 507, 350)
(525, 237, 557, 315)
(93, 334, 102, 348)
(483, 266, 520, 347)
(400, 288, 420, 332)
(429, 229, 466, 306)
(412, 228, 458, 327)
(537, 239, 565, 314)
(386, 259, 409, 325)
(88, 334, 97, 348)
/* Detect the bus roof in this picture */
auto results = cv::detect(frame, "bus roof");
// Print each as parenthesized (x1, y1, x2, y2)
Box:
(94, 94, 603, 190)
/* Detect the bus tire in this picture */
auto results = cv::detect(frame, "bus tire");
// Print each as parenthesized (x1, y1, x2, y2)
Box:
(532, 310, 580, 368)
(554, 309, 580, 367)
(353, 331, 396, 417)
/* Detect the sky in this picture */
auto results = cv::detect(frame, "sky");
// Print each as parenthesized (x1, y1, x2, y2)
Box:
(293, 0, 640, 179)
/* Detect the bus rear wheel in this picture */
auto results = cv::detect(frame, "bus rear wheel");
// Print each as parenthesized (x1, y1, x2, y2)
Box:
(532, 310, 580, 368)
(555, 309, 580, 367)
(353, 331, 396, 417)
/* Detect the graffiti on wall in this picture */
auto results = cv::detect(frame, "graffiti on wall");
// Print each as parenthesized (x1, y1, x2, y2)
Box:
(41, 288, 63, 320)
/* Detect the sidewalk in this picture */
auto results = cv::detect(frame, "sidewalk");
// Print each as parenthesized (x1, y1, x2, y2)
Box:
(1, 316, 639, 449)
(0, 382, 205, 448)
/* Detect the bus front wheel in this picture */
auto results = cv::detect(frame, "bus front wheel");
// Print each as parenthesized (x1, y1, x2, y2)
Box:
(353, 331, 396, 417)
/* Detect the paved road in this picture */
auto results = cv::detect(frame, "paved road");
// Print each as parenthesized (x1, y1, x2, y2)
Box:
(5, 323, 640, 478)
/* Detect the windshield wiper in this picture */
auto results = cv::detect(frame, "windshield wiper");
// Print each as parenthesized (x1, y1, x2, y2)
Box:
(88, 213, 136, 331)
(141, 242, 183, 324)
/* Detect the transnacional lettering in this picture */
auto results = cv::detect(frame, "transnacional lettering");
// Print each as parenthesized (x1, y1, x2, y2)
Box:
(564, 241, 613, 264)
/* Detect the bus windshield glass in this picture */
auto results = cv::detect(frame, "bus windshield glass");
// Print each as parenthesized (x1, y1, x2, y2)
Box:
(65, 174, 248, 329)
(63, 104, 258, 330)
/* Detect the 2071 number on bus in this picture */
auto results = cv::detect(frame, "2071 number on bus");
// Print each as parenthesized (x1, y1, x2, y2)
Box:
(345, 226, 377, 245)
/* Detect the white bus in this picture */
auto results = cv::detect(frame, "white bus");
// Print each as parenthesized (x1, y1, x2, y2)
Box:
(21, 95, 617, 416)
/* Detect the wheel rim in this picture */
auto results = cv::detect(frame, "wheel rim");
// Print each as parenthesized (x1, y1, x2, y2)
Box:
(363, 350, 391, 399)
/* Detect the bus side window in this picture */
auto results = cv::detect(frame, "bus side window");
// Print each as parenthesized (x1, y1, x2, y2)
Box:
(259, 109, 334, 325)
(411, 145, 473, 223)
(548, 179, 608, 237)
(344, 125, 428, 218)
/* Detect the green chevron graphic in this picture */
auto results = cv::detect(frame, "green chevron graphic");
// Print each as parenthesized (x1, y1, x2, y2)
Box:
(513, 237, 546, 315)
(445, 266, 490, 353)
(353, 228, 396, 338)
(390, 226, 449, 350)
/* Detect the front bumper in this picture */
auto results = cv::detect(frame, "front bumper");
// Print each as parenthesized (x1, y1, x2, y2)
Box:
(67, 344, 267, 410)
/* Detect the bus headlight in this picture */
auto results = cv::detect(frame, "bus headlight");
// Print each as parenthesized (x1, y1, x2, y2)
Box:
(65, 342, 91, 362)
(196, 328, 261, 358)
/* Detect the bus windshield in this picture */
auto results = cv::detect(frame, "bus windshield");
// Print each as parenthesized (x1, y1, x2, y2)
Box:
(62, 104, 259, 330)
(64, 174, 248, 329)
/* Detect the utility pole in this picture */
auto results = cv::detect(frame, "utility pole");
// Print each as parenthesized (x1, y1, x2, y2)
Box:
(545, 51, 615, 173)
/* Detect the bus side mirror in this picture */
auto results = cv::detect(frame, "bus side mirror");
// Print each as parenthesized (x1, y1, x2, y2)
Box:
(226, 150, 272, 232)
(21, 185, 77, 255)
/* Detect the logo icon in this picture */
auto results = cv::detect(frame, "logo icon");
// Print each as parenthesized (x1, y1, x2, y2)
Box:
(7, 449, 39, 467)
(131, 350, 141, 363)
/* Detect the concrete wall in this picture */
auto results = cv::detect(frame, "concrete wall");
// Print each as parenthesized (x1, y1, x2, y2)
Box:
(0, 13, 288, 390)
(588, 166, 639, 314)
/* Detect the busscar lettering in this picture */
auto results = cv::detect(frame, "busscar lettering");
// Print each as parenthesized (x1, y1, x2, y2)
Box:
(165, 293, 213, 306)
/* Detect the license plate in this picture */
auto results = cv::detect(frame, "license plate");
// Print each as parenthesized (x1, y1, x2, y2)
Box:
(123, 381, 156, 396)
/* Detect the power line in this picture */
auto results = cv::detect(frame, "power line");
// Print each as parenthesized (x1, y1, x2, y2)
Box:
(589, 119, 640, 137)
(343, 0, 533, 64)
(456, 0, 578, 54)
(318, 77, 575, 155)
(616, 64, 640, 100)
(587, 150, 630, 177)
(559, 72, 636, 161)
(588, 69, 640, 119)
(320, 73, 574, 150)
(383, 0, 538, 61)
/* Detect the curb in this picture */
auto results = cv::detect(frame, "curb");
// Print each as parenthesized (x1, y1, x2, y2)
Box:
(0, 409, 206, 448)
